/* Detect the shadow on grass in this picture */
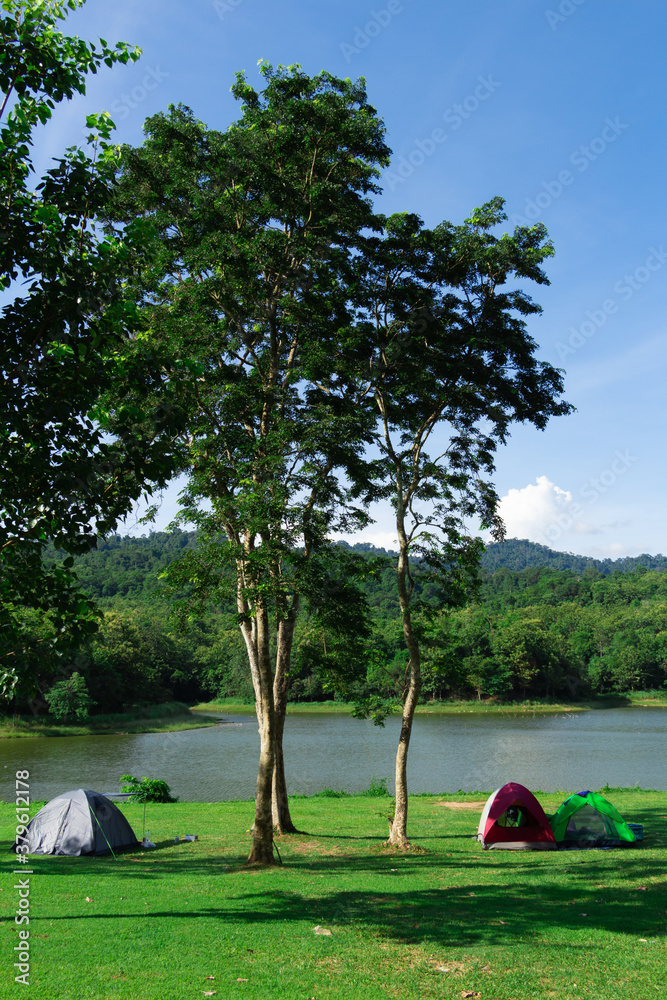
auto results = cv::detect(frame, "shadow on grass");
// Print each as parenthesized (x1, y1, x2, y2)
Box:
(300, 832, 387, 841)
(6, 800, 666, 953)
(28, 862, 667, 950)
(16, 840, 663, 880)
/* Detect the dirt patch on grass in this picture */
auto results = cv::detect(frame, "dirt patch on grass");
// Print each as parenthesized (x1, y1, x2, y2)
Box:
(287, 839, 343, 856)
(379, 942, 448, 968)
(435, 801, 486, 810)
(430, 958, 470, 975)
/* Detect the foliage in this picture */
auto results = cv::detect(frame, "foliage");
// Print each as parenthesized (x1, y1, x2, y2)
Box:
(360, 775, 390, 797)
(483, 537, 667, 575)
(82, 610, 189, 710)
(51, 532, 667, 603)
(44, 671, 93, 722)
(108, 62, 396, 856)
(120, 773, 178, 803)
(346, 199, 573, 844)
(21, 531, 667, 712)
(108, 64, 390, 591)
(0, 0, 183, 696)
(353, 198, 574, 648)
(46, 531, 200, 599)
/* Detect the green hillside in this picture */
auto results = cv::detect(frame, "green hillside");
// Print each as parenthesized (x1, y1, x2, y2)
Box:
(481, 537, 667, 575)
(22, 532, 667, 717)
(54, 532, 667, 602)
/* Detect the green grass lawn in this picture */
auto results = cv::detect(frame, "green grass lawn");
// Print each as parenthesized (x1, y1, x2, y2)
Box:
(194, 698, 588, 716)
(194, 691, 667, 716)
(2, 790, 666, 999)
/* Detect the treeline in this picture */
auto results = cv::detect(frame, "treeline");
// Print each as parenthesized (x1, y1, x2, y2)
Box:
(420, 565, 667, 700)
(49, 531, 199, 600)
(22, 531, 665, 717)
(53, 533, 667, 605)
(481, 537, 667, 575)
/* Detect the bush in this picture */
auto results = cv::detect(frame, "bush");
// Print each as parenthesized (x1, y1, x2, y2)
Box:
(361, 775, 389, 796)
(120, 774, 178, 802)
(45, 673, 94, 722)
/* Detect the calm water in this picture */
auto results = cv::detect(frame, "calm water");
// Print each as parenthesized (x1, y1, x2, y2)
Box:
(0, 708, 665, 803)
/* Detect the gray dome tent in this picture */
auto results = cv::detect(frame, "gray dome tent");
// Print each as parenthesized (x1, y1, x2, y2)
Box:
(13, 789, 139, 856)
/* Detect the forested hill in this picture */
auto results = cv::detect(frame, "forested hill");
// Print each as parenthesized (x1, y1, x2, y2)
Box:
(35, 530, 667, 712)
(60, 532, 667, 600)
(49, 531, 199, 599)
(337, 537, 667, 575)
(480, 538, 667, 575)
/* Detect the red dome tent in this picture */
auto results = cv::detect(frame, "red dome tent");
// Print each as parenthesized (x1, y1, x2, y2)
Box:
(477, 781, 556, 850)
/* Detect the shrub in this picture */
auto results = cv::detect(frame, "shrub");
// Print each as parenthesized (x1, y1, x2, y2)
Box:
(120, 774, 178, 802)
(45, 673, 94, 722)
(361, 775, 389, 796)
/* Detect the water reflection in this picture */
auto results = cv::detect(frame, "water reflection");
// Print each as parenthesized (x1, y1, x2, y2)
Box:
(0, 708, 664, 803)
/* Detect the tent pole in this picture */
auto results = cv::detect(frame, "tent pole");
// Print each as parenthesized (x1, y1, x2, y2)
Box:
(88, 805, 117, 861)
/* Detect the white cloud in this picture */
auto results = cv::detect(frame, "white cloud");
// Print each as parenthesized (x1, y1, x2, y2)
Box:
(330, 530, 399, 551)
(497, 475, 574, 543)
(572, 521, 602, 535)
(494, 476, 646, 556)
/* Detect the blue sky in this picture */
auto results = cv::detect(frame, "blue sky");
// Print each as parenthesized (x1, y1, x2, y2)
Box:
(38, 0, 667, 557)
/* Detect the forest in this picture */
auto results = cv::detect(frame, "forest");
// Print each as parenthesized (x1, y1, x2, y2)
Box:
(18, 531, 665, 717)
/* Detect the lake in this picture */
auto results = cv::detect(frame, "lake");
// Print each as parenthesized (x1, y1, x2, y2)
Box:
(1, 707, 665, 803)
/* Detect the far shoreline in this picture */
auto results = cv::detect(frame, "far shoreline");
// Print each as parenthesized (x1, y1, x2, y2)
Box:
(0, 702, 222, 740)
(193, 691, 667, 716)
(2, 691, 665, 739)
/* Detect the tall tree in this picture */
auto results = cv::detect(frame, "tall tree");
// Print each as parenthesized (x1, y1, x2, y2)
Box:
(353, 202, 572, 847)
(0, 0, 185, 695)
(108, 65, 390, 863)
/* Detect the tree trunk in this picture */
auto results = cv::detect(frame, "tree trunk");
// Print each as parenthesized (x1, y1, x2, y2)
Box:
(243, 603, 278, 866)
(386, 515, 421, 849)
(272, 615, 299, 833)
(387, 645, 421, 848)
(272, 707, 295, 833)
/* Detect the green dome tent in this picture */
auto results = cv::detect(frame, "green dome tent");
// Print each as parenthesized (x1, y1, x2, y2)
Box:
(550, 790, 637, 848)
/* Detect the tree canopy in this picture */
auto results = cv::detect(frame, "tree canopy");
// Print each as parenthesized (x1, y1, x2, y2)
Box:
(0, 0, 184, 693)
(25, 532, 667, 717)
(107, 63, 393, 862)
(341, 199, 572, 845)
